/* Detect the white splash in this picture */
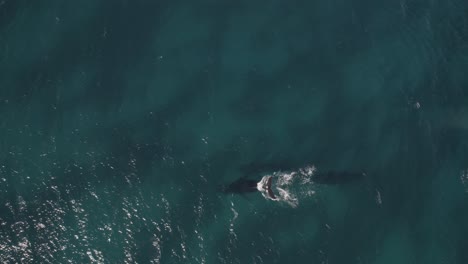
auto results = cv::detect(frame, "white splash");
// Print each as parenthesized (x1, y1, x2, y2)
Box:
(257, 165, 316, 207)
(461, 169, 468, 192)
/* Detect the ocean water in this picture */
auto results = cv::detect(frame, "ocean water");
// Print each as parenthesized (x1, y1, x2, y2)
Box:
(1, 0, 468, 263)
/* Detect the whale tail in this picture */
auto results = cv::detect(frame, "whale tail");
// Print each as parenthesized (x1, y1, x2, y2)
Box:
(266, 176, 277, 200)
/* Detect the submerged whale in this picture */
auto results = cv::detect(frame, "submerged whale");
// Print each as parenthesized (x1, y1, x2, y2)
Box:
(223, 170, 364, 200)
(312, 170, 365, 184)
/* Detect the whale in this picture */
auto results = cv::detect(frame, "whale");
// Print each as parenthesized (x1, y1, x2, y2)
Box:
(222, 170, 364, 201)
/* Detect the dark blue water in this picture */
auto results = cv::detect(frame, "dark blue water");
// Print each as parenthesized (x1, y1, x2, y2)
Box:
(1, 0, 468, 263)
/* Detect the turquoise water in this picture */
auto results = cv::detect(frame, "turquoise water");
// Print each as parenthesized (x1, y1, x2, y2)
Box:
(1, 0, 468, 263)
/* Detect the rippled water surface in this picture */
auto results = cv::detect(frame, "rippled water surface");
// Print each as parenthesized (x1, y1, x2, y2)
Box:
(1, 0, 468, 263)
